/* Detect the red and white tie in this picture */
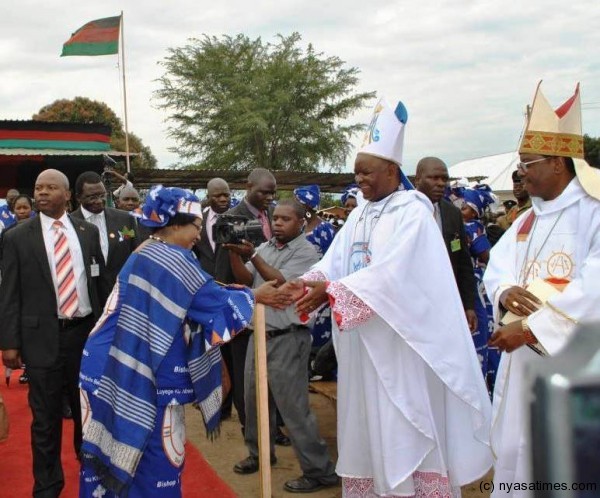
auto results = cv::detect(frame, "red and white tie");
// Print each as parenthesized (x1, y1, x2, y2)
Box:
(257, 211, 272, 240)
(53, 220, 79, 318)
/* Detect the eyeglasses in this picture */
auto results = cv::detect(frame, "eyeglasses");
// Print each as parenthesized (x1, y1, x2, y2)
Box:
(516, 157, 547, 173)
(191, 220, 202, 230)
(81, 193, 107, 202)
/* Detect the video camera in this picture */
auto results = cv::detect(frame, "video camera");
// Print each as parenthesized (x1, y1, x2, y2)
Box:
(527, 323, 600, 495)
(101, 155, 117, 186)
(213, 214, 265, 246)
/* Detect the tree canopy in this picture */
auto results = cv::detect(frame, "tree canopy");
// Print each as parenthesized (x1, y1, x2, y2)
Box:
(32, 96, 157, 169)
(584, 134, 600, 168)
(155, 32, 375, 172)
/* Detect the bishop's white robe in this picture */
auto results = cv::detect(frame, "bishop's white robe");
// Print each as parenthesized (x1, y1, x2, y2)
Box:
(307, 189, 492, 497)
(483, 177, 600, 497)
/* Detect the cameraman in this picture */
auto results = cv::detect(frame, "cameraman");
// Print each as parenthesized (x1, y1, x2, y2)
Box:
(227, 199, 337, 493)
(214, 168, 275, 433)
(107, 170, 134, 199)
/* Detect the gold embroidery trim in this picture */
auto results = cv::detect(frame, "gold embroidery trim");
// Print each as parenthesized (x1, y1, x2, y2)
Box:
(519, 131, 583, 159)
(545, 301, 579, 324)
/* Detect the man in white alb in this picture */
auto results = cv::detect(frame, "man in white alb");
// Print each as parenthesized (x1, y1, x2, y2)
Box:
(282, 99, 493, 498)
(484, 82, 600, 497)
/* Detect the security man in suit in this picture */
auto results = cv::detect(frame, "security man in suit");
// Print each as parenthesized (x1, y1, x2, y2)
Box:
(497, 169, 532, 230)
(71, 171, 141, 297)
(214, 168, 276, 432)
(415, 157, 478, 332)
(0, 169, 106, 498)
(192, 177, 234, 417)
(193, 177, 231, 277)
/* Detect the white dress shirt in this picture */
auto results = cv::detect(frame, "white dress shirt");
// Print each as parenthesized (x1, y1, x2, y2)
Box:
(40, 212, 92, 318)
(80, 206, 109, 263)
(205, 207, 218, 252)
(433, 202, 443, 232)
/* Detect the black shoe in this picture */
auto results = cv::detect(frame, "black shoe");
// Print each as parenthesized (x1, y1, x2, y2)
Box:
(62, 403, 73, 419)
(284, 474, 339, 493)
(233, 455, 277, 475)
(275, 427, 291, 446)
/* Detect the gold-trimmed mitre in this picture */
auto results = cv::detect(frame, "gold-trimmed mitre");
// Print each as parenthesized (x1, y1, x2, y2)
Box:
(519, 82, 584, 159)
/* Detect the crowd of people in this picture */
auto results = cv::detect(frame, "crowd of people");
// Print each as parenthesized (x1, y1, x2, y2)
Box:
(1, 81, 599, 498)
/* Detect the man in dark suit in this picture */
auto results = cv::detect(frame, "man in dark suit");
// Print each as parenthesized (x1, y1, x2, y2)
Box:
(214, 168, 276, 432)
(415, 157, 477, 332)
(0, 169, 106, 498)
(192, 177, 234, 417)
(193, 177, 231, 277)
(71, 171, 141, 297)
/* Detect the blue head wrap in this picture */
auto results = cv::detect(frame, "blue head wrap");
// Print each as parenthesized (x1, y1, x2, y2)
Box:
(462, 184, 495, 218)
(137, 185, 202, 228)
(341, 184, 359, 205)
(293, 185, 321, 209)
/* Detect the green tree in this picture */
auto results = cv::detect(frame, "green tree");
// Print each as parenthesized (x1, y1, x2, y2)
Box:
(584, 134, 600, 168)
(33, 97, 157, 169)
(155, 32, 374, 172)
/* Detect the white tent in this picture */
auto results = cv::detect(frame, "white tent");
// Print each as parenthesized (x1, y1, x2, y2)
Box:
(449, 151, 518, 200)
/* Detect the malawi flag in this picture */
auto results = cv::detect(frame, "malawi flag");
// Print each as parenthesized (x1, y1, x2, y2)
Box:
(61, 16, 121, 56)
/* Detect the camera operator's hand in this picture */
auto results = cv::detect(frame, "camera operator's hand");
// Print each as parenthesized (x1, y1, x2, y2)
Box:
(223, 240, 255, 258)
(104, 169, 128, 184)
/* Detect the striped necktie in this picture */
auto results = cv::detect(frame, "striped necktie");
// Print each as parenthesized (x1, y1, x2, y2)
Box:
(52, 220, 79, 318)
(257, 210, 272, 240)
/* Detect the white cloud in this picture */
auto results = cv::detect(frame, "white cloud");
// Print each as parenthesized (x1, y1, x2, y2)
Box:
(2, 0, 599, 177)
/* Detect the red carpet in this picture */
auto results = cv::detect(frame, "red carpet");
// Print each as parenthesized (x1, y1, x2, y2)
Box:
(0, 369, 237, 497)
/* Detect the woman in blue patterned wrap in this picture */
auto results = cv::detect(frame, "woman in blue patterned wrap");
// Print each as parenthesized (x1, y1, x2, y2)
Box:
(293, 185, 338, 367)
(78, 185, 288, 498)
(460, 184, 500, 396)
(293, 185, 337, 257)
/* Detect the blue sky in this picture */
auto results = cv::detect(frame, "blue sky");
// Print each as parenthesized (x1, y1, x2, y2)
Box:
(2, 0, 599, 174)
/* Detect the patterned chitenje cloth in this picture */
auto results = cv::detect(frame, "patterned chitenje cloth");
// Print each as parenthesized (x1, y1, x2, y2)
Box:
(80, 241, 254, 496)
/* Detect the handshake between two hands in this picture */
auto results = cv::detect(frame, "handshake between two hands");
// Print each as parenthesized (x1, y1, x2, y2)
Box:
(254, 279, 329, 314)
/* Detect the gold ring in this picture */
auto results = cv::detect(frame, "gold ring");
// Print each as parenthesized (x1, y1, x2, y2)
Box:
(512, 301, 519, 307)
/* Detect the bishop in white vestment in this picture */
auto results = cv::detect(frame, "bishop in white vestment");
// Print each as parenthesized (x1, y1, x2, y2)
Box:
(289, 99, 493, 498)
(483, 82, 600, 497)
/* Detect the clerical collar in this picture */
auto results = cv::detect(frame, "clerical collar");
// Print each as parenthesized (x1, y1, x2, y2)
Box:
(531, 177, 586, 216)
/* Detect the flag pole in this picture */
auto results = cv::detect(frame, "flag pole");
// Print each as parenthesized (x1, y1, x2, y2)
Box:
(119, 11, 131, 173)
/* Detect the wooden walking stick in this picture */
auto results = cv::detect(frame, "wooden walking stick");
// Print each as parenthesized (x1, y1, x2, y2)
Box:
(253, 303, 271, 497)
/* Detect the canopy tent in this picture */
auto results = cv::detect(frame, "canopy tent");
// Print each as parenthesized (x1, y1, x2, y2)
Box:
(449, 151, 518, 200)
